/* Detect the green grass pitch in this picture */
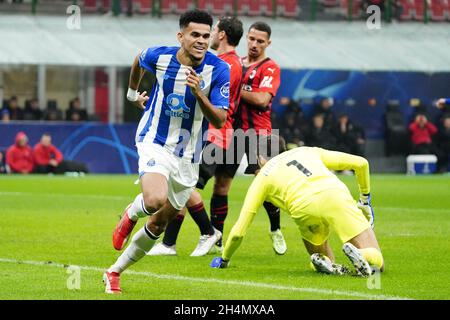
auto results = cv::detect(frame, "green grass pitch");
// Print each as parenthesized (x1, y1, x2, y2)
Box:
(0, 174, 449, 300)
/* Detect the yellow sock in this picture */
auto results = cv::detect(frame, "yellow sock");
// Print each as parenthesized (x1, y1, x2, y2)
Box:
(359, 248, 384, 270)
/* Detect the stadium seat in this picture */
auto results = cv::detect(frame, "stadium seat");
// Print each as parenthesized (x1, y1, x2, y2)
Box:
(340, 0, 362, 18)
(399, 0, 415, 20)
(134, 0, 152, 14)
(160, 0, 174, 14)
(196, 0, 210, 12)
(238, 0, 263, 16)
(277, 0, 300, 17)
(429, 0, 446, 21)
(320, 0, 340, 7)
(84, 0, 98, 12)
(260, 0, 274, 16)
(212, 0, 233, 15)
(413, 0, 425, 21)
(175, 0, 195, 14)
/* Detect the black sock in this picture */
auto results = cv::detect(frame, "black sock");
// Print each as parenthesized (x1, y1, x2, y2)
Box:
(162, 213, 184, 246)
(210, 194, 228, 246)
(188, 202, 214, 236)
(264, 201, 281, 232)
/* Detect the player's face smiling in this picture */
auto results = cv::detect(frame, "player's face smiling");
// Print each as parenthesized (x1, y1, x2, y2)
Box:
(178, 22, 211, 63)
(247, 28, 271, 59)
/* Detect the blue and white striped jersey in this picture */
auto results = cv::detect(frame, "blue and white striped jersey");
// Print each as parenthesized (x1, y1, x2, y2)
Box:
(136, 46, 230, 162)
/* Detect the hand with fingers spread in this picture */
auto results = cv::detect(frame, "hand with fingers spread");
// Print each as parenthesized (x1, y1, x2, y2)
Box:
(127, 88, 149, 110)
(185, 67, 203, 97)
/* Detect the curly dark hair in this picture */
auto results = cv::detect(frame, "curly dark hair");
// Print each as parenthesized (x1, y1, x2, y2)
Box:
(179, 9, 213, 29)
(217, 16, 244, 47)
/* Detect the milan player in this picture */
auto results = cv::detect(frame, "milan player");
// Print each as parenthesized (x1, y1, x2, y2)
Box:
(235, 21, 287, 255)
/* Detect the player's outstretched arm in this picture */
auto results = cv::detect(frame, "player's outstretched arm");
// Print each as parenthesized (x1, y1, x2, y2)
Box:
(127, 54, 148, 109)
(211, 176, 268, 268)
(316, 148, 374, 227)
(185, 67, 227, 129)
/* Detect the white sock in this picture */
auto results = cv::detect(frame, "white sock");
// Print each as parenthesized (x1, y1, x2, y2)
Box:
(127, 193, 150, 222)
(108, 226, 159, 274)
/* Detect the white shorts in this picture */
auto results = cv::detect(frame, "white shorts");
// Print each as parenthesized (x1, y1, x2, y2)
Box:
(137, 143, 199, 210)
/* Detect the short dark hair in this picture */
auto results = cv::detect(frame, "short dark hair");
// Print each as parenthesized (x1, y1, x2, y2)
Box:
(179, 9, 213, 29)
(249, 21, 271, 38)
(217, 16, 244, 47)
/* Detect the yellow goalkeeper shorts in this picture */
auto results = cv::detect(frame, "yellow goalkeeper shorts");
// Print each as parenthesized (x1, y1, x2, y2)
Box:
(292, 188, 371, 246)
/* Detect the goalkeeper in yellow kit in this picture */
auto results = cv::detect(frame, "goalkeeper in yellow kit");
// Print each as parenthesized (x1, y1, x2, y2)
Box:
(211, 136, 384, 276)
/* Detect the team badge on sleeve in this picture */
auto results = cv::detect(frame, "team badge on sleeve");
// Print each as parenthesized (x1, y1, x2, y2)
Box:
(220, 82, 230, 98)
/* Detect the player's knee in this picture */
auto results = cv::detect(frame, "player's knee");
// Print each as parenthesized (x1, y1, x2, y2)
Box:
(142, 194, 166, 213)
(146, 217, 167, 236)
(213, 177, 231, 195)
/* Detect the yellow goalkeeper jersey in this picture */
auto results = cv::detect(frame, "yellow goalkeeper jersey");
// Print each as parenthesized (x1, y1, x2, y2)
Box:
(222, 147, 370, 261)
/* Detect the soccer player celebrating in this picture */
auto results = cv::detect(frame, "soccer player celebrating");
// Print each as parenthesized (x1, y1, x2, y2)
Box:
(148, 16, 244, 257)
(236, 21, 287, 255)
(211, 135, 384, 277)
(104, 10, 230, 294)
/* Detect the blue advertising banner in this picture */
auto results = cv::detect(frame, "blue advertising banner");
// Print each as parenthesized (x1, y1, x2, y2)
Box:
(0, 122, 139, 174)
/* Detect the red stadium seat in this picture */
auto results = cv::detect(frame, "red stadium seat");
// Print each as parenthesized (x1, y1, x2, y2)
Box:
(101, 0, 111, 10)
(340, 0, 362, 18)
(429, 0, 446, 21)
(238, 0, 262, 16)
(212, 0, 233, 15)
(260, 0, 274, 16)
(399, 0, 415, 20)
(413, 0, 425, 20)
(84, 0, 98, 12)
(277, 0, 300, 17)
(321, 0, 340, 7)
(134, 0, 152, 14)
(175, 0, 195, 14)
(160, 0, 174, 14)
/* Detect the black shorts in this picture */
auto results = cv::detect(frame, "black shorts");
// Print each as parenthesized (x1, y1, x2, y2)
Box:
(196, 141, 242, 189)
(196, 133, 263, 188)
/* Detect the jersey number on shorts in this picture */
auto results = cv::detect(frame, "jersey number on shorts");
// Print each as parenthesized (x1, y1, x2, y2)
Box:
(286, 160, 312, 177)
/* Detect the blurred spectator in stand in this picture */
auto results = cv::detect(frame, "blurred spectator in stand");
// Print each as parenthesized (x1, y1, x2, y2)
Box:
(436, 98, 450, 121)
(23, 98, 43, 121)
(5, 96, 24, 120)
(0, 151, 8, 174)
(43, 100, 63, 121)
(436, 116, 450, 173)
(334, 113, 366, 156)
(66, 97, 88, 122)
(1, 108, 11, 123)
(280, 115, 306, 148)
(313, 97, 335, 130)
(408, 113, 438, 154)
(307, 113, 337, 150)
(6, 131, 34, 174)
(33, 133, 89, 174)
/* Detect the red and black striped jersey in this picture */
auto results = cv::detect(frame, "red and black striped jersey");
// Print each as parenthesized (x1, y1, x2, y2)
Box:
(237, 56, 281, 134)
(207, 50, 243, 149)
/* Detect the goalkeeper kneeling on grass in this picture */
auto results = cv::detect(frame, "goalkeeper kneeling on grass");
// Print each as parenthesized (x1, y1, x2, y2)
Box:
(211, 135, 384, 276)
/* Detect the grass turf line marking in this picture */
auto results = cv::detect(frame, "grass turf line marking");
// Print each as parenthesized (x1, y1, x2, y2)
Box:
(0, 257, 412, 300)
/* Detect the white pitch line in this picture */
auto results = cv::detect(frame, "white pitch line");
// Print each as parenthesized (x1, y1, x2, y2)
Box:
(0, 191, 129, 201)
(0, 257, 412, 300)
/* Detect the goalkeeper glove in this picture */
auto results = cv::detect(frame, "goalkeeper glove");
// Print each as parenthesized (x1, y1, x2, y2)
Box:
(210, 257, 229, 269)
(357, 193, 375, 228)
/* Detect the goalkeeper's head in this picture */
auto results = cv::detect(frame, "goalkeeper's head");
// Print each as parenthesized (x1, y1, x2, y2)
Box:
(256, 134, 286, 168)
